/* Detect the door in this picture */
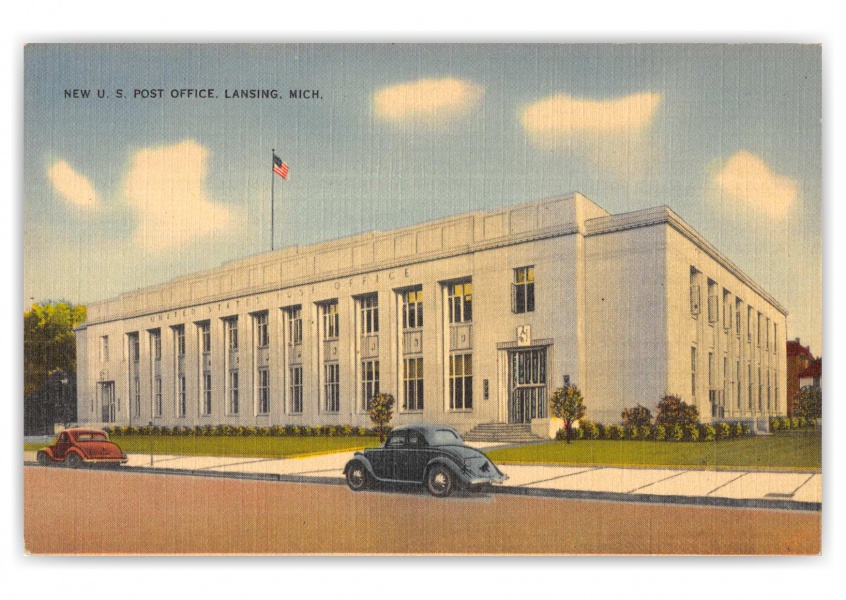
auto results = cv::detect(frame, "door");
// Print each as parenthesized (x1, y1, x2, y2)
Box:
(508, 348, 547, 424)
(100, 382, 115, 423)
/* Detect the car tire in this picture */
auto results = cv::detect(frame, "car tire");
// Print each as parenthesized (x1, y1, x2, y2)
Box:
(345, 461, 369, 491)
(36, 451, 50, 466)
(65, 452, 83, 469)
(426, 465, 454, 498)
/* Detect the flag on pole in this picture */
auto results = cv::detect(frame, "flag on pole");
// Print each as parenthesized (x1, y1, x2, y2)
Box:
(272, 154, 289, 179)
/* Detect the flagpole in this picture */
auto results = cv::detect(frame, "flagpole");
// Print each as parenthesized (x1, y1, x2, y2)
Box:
(271, 149, 275, 252)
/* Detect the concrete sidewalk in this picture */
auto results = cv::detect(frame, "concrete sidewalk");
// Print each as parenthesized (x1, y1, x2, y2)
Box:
(24, 444, 821, 511)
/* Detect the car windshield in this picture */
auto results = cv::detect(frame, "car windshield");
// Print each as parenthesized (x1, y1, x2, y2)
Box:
(430, 429, 461, 445)
(76, 433, 108, 442)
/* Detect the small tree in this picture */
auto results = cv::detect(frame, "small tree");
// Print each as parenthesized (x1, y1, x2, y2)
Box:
(368, 393, 395, 443)
(655, 395, 699, 426)
(621, 404, 653, 427)
(549, 386, 587, 444)
(794, 386, 822, 420)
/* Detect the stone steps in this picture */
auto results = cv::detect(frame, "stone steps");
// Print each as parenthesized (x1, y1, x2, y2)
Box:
(463, 423, 546, 443)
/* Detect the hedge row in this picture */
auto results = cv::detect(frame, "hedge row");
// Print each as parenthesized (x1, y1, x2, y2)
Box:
(103, 424, 388, 438)
(769, 416, 818, 431)
(556, 421, 753, 442)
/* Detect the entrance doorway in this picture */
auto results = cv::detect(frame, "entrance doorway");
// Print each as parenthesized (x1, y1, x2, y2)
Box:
(508, 348, 547, 423)
(99, 382, 115, 423)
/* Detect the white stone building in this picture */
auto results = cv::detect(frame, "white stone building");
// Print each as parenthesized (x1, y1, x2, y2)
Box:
(74, 194, 787, 437)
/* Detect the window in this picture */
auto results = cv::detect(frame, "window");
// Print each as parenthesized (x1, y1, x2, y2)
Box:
(401, 288, 423, 329)
(100, 336, 109, 363)
(747, 307, 753, 341)
(359, 294, 379, 334)
(285, 306, 303, 345)
(707, 280, 718, 324)
(758, 366, 762, 410)
(775, 370, 780, 411)
(361, 359, 380, 411)
(255, 312, 269, 348)
(322, 301, 339, 339)
(202, 372, 212, 415)
(174, 325, 185, 356)
(229, 370, 239, 414)
(774, 323, 779, 354)
(154, 376, 162, 417)
(151, 329, 162, 360)
(257, 367, 270, 414)
(447, 281, 472, 323)
(449, 353, 473, 410)
(723, 291, 732, 329)
(225, 317, 239, 350)
(766, 317, 770, 351)
(177, 375, 186, 417)
(199, 321, 211, 353)
(289, 366, 303, 413)
(129, 333, 140, 363)
(736, 360, 741, 409)
(748, 364, 753, 410)
(133, 375, 141, 417)
(324, 363, 340, 412)
(691, 347, 697, 398)
(735, 299, 742, 337)
(403, 357, 424, 410)
(513, 266, 535, 314)
(757, 313, 763, 347)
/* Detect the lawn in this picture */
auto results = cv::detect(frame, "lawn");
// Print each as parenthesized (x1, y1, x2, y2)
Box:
(25, 435, 383, 458)
(485, 430, 822, 471)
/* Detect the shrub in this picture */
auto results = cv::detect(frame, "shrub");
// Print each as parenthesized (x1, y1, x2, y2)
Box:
(625, 425, 639, 440)
(668, 424, 684, 442)
(609, 425, 625, 440)
(341, 425, 353, 437)
(656, 395, 700, 426)
(555, 428, 567, 441)
(356, 427, 368, 436)
(770, 417, 781, 431)
(700, 424, 716, 442)
(732, 422, 745, 437)
(549, 387, 587, 443)
(638, 425, 651, 440)
(325, 426, 337, 437)
(794, 385, 822, 420)
(652, 424, 666, 441)
(684, 423, 699, 442)
(241, 427, 255, 437)
(582, 421, 600, 440)
(621, 405, 653, 427)
(715, 422, 731, 440)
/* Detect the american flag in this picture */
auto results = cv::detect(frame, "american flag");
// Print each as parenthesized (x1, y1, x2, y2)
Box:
(273, 154, 289, 179)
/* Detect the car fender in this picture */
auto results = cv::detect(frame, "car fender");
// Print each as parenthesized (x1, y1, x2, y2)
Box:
(343, 454, 376, 479)
(424, 456, 469, 485)
(65, 448, 86, 461)
(41, 447, 58, 461)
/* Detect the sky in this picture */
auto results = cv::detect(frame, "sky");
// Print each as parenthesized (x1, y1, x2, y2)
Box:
(23, 43, 822, 354)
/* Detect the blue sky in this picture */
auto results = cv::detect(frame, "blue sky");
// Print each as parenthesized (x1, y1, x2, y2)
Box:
(23, 43, 822, 353)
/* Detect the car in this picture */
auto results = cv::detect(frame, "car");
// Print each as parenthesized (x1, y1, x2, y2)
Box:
(36, 428, 128, 468)
(343, 424, 508, 497)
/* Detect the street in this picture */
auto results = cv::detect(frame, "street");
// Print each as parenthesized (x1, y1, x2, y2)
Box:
(24, 467, 820, 555)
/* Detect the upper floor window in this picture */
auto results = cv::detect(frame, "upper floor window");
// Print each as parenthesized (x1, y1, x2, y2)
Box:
(321, 301, 339, 339)
(447, 281, 472, 324)
(224, 317, 238, 350)
(513, 266, 535, 314)
(128, 333, 140, 363)
(150, 329, 161, 361)
(254, 312, 269, 348)
(99, 336, 109, 363)
(401, 287, 423, 330)
(707, 279, 719, 324)
(359, 293, 379, 335)
(174, 325, 185, 357)
(198, 321, 211, 353)
(285, 306, 303, 345)
(735, 299, 742, 337)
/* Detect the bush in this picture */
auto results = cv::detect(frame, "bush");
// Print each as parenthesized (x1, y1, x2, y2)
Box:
(794, 385, 822, 420)
(656, 395, 700, 426)
(652, 425, 666, 441)
(684, 423, 699, 442)
(700, 424, 716, 442)
(638, 425, 652, 440)
(732, 422, 744, 437)
(609, 425, 625, 440)
(582, 421, 600, 440)
(356, 427, 368, 436)
(555, 428, 567, 441)
(325, 426, 337, 437)
(715, 422, 731, 440)
(625, 425, 639, 440)
(621, 405, 653, 427)
(668, 424, 684, 442)
(341, 425, 353, 437)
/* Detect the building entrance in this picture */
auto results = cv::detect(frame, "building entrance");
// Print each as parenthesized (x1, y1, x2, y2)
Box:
(99, 382, 115, 423)
(508, 348, 547, 423)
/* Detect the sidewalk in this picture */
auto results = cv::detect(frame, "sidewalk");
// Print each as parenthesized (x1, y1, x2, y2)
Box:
(23, 444, 821, 511)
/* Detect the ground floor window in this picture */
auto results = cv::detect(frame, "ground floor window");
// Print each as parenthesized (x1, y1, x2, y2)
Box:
(154, 376, 162, 417)
(403, 357, 424, 411)
(324, 363, 340, 413)
(177, 375, 186, 417)
(133, 376, 141, 417)
(202, 372, 212, 415)
(257, 368, 270, 414)
(229, 370, 239, 415)
(449, 353, 473, 410)
(290, 366, 303, 414)
(361, 359, 380, 411)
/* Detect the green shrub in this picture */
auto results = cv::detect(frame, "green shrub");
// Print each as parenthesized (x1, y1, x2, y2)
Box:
(357, 427, 368, 436)
(684, 423, 699, 442)
(668, 424, 684, 442)
(582, 421, 600, 440)
(621, 404, 653, 427)
(731, 422, 743, 437)
(790, 417, 799, 429)
(625, 425, 639, 440)
(241, 427, 255, 437)
(609, 425, 625, 440)
(597, 423, 610, 440)
(770, 417, 781, 431)
(326, 426, 338, 437)
(638, 425, 651, 440)
(652, 425, 666, 441)
(311, 425, 323, 437)
(555, 428, 567, 441)
(715, 422, 731, 440)
(341, 425, 353, 437)
(656, 395, 700, 426)
(700, 424, 716, 442)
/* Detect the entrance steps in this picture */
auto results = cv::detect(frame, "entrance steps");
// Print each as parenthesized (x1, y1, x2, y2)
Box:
(463, 422, 546, 444)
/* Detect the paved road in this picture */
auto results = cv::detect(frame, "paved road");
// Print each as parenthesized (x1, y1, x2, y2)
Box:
(24, 467, 821, 555)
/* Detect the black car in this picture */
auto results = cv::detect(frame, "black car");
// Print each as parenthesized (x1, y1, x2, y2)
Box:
(343, 424, 508, 497)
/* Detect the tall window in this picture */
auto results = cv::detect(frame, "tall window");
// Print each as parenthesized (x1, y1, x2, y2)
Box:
(767, 370, 771, 410)
(758, 366, 762, 410)
(255, 312, 269, 348)
(735, 299, 742, 337)
(289, 366, 303, 414)
(766, 317, 770, 351)
(748, 364, 753, 410)
(360, 294, 379, 334)
(177, 375, 186, 417)
(154, 376, 163, 417)
(757, 313, 763, 347)
(129, 333, 140, 364)
(361, 359, 380, 411)
(447, 281, 472, 323)
(151, 329, 162, 360)
(225, 317, 239, 350)
(449, 353, 473, 410)
(736, 360, 742, 409)
(199, 321, 211, 353)
(402, 288, 423, 329)
(100, 336, 109, 363)
(691, 347, 697, 398)
(322, 301, 339, 339)
(202, 372, 212, 415)
(174, 325, 185, 356)
(774, 323, 779, 354)
(403, 357, 424, 410)
(324, 363, 340, 412)
(747, 307, 753, 341)
(513, 266, 535, 314)
(229, 370, 239, 414)
(775, 370, 780, 411)
(286, 306, 303, 345)
(133, 375, 141, 417)
(257, 368, 270, 414)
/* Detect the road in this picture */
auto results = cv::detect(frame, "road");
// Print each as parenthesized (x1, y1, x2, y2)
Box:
(24, 467, 820, 555)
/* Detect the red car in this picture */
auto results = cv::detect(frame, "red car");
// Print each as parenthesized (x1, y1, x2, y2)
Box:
(37, 428, 128, 468)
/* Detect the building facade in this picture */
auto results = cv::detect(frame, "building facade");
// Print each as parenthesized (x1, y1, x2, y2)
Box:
(74, 194, 788, 436)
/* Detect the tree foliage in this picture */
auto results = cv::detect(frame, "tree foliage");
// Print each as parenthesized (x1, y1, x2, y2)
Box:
(621, 404, 653, 427)
(24, 302, 86, 397)
(549, 386, 587, 443)
(794, 386, 822, 420)
(655, 395, 699, 426)
(368, 393, 395, 442)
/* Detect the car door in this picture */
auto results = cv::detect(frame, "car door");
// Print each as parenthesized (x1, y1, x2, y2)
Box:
(371, 430, 406, 480)
(396, 428, 432, 482)
(53, 432, 72, 460)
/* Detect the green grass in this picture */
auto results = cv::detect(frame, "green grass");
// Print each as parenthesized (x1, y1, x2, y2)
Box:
(25, 435, 382, 458)
(485, 430, 822, 471)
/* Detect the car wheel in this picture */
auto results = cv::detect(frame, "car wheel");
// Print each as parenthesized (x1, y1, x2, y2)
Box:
(65, 452, 83, 469)
(426, 465, 454, 498)
(36, 451, 49, 466)
(345, 462, 368, 491)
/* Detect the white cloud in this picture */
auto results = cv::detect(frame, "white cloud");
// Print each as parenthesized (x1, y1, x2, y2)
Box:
(48, 160, 99, 209)
(520, 92, 663, 179)
(373, 77, 484, 126)
(715, 151, 798, 220)
(123, 140, 233, 251)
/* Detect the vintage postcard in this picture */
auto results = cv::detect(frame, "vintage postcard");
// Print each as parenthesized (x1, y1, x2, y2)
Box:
(23, 43, 822, 556)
